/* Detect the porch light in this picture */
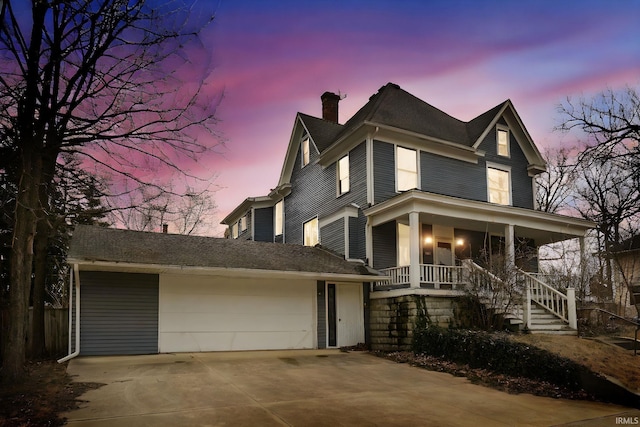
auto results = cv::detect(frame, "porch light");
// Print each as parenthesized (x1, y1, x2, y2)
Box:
(456, 238, 465, 246)
(424, 236, 433, 244)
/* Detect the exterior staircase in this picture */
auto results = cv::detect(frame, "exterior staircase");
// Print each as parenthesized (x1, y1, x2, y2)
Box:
(528, 302, 577, 335)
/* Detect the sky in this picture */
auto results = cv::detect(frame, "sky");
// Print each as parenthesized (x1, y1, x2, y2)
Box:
(198, 0, 640, 236)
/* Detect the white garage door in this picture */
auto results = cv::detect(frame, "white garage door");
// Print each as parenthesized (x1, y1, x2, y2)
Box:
(158, 275, 316, 352)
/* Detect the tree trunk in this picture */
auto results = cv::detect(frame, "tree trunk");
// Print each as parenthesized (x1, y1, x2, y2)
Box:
(3, 151, 42, 382)
(30, 220, 49, 359)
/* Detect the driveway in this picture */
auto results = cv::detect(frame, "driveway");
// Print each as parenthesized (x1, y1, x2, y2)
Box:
(64, 350, 637, 426)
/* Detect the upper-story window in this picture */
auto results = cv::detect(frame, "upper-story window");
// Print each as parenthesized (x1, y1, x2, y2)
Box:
(274, 200, 284, 236)
(231, 222, 239, 239)
(239, 215, 247, 232)
(487, 166, 511, 205)
(337, 154, 350, 195)
(497, 126, 510, 157)
(396, 146, 418, 191)
(303, 217, 319, 246)
(301, 138, 310, 167)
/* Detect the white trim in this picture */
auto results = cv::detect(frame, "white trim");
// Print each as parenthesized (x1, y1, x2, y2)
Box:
(301, 137, 310, 167)
(395, 145, 419, 192)
(57, 264, 81, 363)
(319, 205, 359, 228)
(250, 207, 256, 241)
(496, 124, 510, 158)
(366, 136, 375, 205)
(274, 199, 284, 240)
(486, 162, 512, 206)
(337, 154, 350, 196)
(68, 259, 379, 282)
(370, 288, 464, 299)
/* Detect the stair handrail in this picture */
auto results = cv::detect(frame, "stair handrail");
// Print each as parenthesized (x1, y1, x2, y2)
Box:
(517, 268, 568, 322)
(589, 307, 640, 355)
(463, 260, 525, 315)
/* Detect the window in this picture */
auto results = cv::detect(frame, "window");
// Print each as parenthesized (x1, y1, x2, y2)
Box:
(239, 215, 247, 232)
(337, 154, 350, 195)
(303, 217, 319, 246)
(274, 200, 284, 236)
(497, 127, 509, 157)
(396, 146, 418, 191)
(301, 138, 310, 167)
(487, 167, 511, 205)
(231, 222, 238, 239)
(397, 223, 410, 266)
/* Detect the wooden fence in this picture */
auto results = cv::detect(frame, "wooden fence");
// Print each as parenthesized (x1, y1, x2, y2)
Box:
(0, 307, 69, 358)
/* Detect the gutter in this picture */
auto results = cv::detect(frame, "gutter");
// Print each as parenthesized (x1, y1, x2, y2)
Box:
(58, 264, 80, 363)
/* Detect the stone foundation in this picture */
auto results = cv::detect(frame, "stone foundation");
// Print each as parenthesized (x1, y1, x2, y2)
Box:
(369, 294, 459, 351)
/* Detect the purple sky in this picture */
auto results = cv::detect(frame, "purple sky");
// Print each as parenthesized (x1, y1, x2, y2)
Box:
(202, 1, 640, 235)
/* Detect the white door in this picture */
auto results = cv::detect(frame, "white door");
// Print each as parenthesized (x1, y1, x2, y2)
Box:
(159, 275, 316, 352)
(337, 283, 364, 347)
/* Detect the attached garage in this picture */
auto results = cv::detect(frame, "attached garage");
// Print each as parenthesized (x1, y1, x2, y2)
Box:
(63, 226, 381, 359)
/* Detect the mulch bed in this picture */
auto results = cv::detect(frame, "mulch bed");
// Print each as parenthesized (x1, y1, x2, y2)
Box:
(377, 351, 598, 401)
(0, 360, 103, 427)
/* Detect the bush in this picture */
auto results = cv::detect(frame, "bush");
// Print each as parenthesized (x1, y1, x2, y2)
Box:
(412, 325, 587, 390)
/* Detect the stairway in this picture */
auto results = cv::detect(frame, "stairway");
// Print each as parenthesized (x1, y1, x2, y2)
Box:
(528, 302, 576, 335)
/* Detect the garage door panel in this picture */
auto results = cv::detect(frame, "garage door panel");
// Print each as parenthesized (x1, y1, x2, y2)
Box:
(159, 275, 315, 352)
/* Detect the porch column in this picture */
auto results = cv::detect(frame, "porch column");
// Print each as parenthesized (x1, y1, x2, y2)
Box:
(409, 211, 421, 289)
(505, 224, 515, 271)
(365, 217, 373, 266)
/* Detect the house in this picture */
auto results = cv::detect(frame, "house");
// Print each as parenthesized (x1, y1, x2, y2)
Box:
(222, 83, 594, 347)
(61, 225, 381, 357)
(612, 235, 640, 318)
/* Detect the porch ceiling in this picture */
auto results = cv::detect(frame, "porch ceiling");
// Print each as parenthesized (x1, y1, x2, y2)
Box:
(364, 190, 594, 245)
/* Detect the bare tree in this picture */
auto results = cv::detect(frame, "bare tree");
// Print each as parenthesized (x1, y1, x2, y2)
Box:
(0, 1, 220, 380)
(535, 147, 577, 214)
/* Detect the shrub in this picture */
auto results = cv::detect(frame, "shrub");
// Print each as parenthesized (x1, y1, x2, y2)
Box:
(412, 325, 587, 390)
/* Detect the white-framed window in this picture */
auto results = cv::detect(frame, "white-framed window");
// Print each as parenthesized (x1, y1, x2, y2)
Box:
(274, 200, 284, 236)
(397, 222, 410, 266)
(303, 217, 319, 246)
(487, 166, 511, 205)
(231, 222, 238, 239)
(497, 126, 510, 157)
(239, 215, 247, 232)
(337, 154, 350, 195)
(301, 138, 310, 167)
(396, 146, 418, 191)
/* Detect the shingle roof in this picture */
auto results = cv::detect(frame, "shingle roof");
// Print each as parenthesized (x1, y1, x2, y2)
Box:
(69, 225, 378, 276)
(298, 83, 509, 149)
(298, 113, 344, 152)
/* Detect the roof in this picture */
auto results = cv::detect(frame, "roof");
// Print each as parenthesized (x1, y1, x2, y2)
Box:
(69, 225, 380, 277)
(298, 113, 344, 152)
(613, 235, 640, 254)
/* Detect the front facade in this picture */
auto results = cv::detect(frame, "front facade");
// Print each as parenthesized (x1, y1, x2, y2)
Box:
(223, 83, 594, 340)
(63, 226, 376, 357)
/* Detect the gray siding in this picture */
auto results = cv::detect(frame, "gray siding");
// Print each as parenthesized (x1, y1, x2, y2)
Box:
(349, 214, 366, 260)
(79, 271, 158, 356)
(285, 141, 368, 259)
(421, 152, 487, 202)
(478, 121, 534, 209)
(321, 218, 345, 255)
(372, 221, 396, 269)
(373, 140, 396, 203)
(317, 281, 326, 349)
(253, 207, 274, 242)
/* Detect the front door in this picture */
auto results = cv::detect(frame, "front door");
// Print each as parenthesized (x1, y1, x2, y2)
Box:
(327, 283, 364, 347)
(436, 241, 453, 266)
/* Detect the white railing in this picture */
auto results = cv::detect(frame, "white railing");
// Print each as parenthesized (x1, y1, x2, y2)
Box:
(420, 264, 465, 289)
(517, 269, 569, 323)
(379, 266, 410, 287)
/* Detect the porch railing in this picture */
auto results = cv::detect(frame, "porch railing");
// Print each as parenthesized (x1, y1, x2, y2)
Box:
(377, 264, 465, 289)
(517, 269, 569, 323)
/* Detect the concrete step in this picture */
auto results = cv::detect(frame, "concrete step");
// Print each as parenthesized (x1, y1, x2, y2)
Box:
(530, 329, 577, 336)
(529, 323, 570, 330)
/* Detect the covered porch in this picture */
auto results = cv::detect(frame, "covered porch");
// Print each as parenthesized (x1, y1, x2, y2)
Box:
(364, 190, 595, 331)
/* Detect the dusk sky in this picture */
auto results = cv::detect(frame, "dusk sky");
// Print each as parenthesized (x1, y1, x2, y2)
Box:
(200, 0, 639, 235)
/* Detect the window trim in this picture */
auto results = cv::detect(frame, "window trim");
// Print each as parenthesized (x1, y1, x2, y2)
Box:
(301, 138, 310, 167)
(397, 222, 410, 266)
(395, 146, 419, 192)
(486, 163, 512, 206)
(274, 199, 284, 237)
(496, 125, 510, 158)
(303, 216, 319, 247)
(337, 154, 350, 196)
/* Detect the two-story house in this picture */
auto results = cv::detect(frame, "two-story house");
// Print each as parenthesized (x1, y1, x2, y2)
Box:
(223, 83, 594, 347)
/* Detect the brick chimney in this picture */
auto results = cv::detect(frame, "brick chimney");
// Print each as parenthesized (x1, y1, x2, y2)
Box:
(162, 223, 168, 234)
(321, 91, 341, 123)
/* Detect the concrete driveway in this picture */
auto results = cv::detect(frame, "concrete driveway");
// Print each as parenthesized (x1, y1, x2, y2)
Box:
(64, 350, 637, 426)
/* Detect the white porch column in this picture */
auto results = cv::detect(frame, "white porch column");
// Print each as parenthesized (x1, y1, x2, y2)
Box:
(365, 217, 373, 266)
(505, 224, 515, 271)
(567, 287, 578, 330)
(409, 211, 421, 289)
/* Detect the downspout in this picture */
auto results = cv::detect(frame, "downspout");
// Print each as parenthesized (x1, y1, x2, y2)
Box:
(58, 264, 80, 363)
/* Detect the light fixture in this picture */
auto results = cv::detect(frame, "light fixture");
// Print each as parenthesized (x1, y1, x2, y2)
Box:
(456, 238, 465, 246)
(424, 236, 433, 244)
